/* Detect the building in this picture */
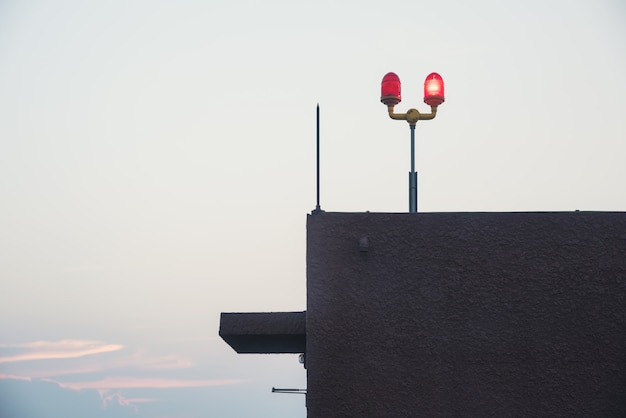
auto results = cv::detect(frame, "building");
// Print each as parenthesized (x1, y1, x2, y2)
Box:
(220, 211, 626, 417)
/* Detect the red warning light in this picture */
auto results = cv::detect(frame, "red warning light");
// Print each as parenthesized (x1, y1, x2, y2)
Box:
(423, 72, 445, 106)
(381, 72, 402, 106)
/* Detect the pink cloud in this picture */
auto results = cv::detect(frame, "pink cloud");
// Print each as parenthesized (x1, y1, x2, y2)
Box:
(18, 365, 111, 379)
(4, 353, 192, 380)
(59, 376, 248, 390)
(0, 373, 31, 381)
(0, 340, 123, 364)
(2, 373, 248, 416)
(0, 340, 197, 383)
(0, 339, 243, 410)
(0, 339, 109, 350)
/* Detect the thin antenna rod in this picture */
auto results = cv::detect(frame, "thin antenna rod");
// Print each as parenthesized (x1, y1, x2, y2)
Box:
(313, 103, 322, 213)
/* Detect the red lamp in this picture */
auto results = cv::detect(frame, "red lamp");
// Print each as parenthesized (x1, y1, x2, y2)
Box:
(423, 72, 444, 106)
(379, 70, 445, 213)
(381, 72, 401, 106)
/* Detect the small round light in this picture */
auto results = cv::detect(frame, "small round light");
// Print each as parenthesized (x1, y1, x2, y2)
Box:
(381, 72, 401, 106)
(423, 72, 445, 106)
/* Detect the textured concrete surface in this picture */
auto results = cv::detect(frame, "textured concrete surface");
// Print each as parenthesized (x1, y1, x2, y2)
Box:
(306, 212, 626, 417)
(219, 311, 306, 353)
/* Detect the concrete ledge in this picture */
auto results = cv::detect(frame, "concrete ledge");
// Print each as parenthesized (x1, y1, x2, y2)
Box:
(219, 311, 306, 353)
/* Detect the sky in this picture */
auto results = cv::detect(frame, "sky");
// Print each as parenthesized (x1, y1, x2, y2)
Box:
(0, 0, 625, 417)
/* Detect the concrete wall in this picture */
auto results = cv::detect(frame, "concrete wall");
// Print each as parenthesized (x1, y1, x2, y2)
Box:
(306, 212, 626, 417)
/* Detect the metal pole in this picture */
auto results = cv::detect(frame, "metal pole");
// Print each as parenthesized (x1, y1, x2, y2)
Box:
(316, 104, 321, 212)
(409, 125, 417, 212)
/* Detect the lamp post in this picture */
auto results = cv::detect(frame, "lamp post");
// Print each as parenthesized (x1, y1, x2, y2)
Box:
(380, 72, 445, 213)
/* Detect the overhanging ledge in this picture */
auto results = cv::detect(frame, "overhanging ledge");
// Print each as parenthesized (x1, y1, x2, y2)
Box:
(219, 311, 306, 354)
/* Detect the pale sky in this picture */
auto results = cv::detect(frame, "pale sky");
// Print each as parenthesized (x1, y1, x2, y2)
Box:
(0, 1, 625, 417)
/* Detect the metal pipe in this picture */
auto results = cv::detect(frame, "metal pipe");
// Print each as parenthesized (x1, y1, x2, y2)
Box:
(409, 125, 417, 213)
(272, 387, 307, 394)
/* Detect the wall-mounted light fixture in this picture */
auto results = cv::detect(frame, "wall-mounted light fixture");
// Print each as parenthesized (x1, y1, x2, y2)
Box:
(380, 72, 445, 212)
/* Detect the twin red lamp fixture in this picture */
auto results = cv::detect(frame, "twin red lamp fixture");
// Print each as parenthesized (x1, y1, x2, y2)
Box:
(380, 72, 445, 212)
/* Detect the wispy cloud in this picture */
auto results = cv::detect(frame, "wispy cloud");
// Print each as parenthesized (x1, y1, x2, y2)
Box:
(0, 339, 196, 382)
(0, 340, 106, 349)
(0, 373, 31, 381)
(1, 354, 193, 380)
(0, 339, 245, 417)
(58, 376, 248, 390)
(98, 389, 159, 413)
(0, 354, 249, 416)
(116, 349, 193, 370)
(0, 340, 123, 364)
